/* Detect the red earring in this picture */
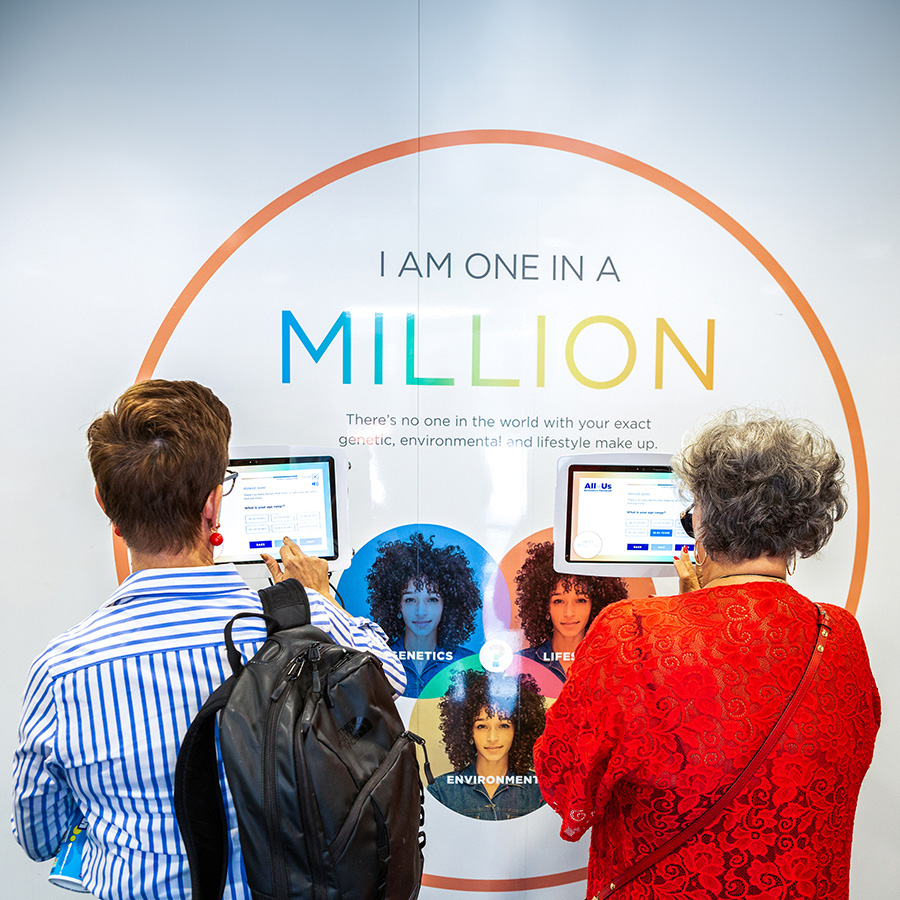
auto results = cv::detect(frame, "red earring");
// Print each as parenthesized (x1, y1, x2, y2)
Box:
(113, 526, 122, 537)
(210, 523, 224, 546)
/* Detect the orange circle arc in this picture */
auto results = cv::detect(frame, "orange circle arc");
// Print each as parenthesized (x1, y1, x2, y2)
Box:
(133, 129, 868, 620)
(130, 129, 868, 894)
(422, 867, 589, 892)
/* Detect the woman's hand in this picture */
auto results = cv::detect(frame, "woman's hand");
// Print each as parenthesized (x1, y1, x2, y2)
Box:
(261, 537, 337, 604)
(674, 546, 702, 593)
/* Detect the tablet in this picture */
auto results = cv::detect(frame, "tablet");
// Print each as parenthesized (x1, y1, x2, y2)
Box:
(553, 452, 694, 577)
(215, 446, 350, 570)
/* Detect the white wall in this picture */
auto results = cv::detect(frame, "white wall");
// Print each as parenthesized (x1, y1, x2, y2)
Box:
(2, 2, 897, 896)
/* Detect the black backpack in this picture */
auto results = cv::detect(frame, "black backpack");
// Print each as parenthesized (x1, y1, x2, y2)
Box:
(174, 578, 429, 900)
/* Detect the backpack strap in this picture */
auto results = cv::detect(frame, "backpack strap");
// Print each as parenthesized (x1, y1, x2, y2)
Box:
(259, 577, 313, 630)
(174, 677, 236, 900)
(173, 579, 312, 900)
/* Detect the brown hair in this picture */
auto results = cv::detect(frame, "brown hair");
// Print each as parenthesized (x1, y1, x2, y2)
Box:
(87, 380, 231, 554)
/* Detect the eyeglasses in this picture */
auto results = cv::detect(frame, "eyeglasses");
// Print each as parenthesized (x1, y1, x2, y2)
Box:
(222, 469, 238, 497)
(680, 504, 695, 538)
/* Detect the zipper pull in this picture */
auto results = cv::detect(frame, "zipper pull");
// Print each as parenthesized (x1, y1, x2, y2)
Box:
(405, 731, 435, 785)
(270, 654, 305, 702)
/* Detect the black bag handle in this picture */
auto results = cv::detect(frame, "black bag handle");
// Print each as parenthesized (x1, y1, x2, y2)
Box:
(259, 577, 313, 629)
(223, 612, 279, 675)
(222, 579, 312, 674)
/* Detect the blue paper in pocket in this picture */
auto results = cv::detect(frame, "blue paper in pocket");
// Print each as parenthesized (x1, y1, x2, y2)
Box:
(48, 813, 89, 892)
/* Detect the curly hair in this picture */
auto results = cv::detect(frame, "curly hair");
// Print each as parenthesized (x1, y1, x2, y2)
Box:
(671, 409, 847, 563)
(438, 670, 546, 775)
(515, 541, 627, 648)
(366, 532, 482, 647)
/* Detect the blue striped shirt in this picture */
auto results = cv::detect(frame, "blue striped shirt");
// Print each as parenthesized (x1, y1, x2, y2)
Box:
(12, 565, 405, 900)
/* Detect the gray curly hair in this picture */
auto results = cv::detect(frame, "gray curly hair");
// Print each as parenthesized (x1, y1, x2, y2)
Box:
(671, 410, 847, 564)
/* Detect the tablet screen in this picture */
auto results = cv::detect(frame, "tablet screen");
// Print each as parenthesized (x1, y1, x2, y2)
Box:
(554, 454, 694, 576)
(216, 455, 340, 564)
(566, 464, 694, 563)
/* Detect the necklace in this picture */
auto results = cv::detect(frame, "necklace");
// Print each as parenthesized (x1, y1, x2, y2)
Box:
(704, 573, 787, 587)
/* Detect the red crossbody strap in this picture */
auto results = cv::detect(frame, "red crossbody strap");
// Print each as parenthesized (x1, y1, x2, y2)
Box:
(595, 604, 832, 900)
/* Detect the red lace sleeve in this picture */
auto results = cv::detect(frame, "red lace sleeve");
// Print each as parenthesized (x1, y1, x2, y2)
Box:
(534, 600, 644, 841)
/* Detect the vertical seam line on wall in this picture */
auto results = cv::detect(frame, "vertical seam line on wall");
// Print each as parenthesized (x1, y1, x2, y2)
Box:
(415, 0, 422, 528)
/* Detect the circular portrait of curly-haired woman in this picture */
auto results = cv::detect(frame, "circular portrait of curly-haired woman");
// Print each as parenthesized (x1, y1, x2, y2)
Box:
(341, 526, 491, 698)
(427, 669, 546, 820)
(516, 540, 627, 682)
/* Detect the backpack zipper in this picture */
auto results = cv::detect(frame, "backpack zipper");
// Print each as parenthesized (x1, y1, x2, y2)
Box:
(330, 733, 408, 858)
(271, 652, 305, 702)
(264, 667, 297, 898)
(264, 648, 312, 900)
(294, 650, 330, 900)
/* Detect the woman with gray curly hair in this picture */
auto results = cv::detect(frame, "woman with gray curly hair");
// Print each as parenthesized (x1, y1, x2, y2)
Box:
(671, 411, 847, 586)
(535, 410, 880, 900)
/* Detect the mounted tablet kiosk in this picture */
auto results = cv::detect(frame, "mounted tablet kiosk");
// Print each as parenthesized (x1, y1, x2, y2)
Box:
(215, 446, 351, 572)
(553, 453, 694, 577)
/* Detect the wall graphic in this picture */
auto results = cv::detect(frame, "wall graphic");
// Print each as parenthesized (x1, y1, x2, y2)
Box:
(129, 132, 867, 893)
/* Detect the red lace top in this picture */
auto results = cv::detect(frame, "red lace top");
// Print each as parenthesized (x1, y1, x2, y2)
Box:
(533, 583, 880, 899)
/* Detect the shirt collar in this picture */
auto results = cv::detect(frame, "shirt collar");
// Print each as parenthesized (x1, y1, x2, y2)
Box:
(102, 564, 249, 608)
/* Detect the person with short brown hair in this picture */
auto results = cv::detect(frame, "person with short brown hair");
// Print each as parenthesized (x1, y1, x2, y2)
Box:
(12, 379, 404, 900)
(87, 379, 232, 555)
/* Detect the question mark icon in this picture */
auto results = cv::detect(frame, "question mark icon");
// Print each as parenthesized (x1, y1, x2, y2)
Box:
(479, 639, 513, 672)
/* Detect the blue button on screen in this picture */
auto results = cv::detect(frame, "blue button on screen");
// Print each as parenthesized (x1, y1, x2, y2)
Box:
(627, 543, 649, 551)
(249, 540, 273, 549)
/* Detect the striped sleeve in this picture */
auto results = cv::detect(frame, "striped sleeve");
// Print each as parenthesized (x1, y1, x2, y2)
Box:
(11, 652, 75, 860)
(305, 591, 407, 695)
